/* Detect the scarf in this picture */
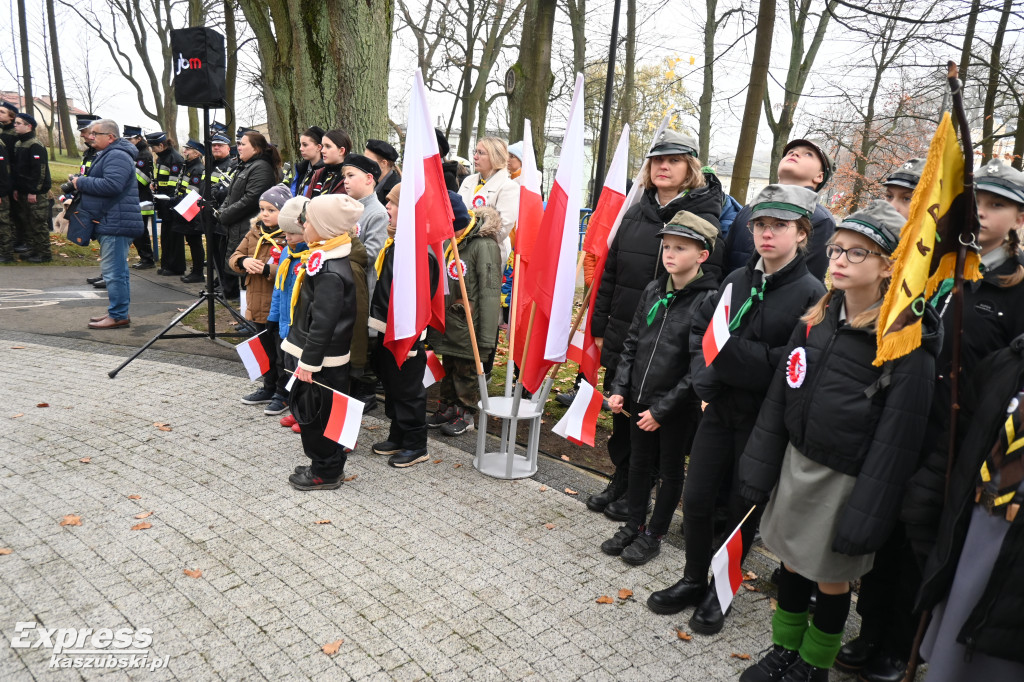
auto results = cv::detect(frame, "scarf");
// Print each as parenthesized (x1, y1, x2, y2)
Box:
(288, 234, 352, 326)
(374, 237, 394, 277)
(978, 383, 1024, 515)
(275, 245, 310, 291)
(253, 224, 282, 261)
(443, 214, 477, 265)
(728, 274, 767, 332)
(646, 270, 702, 326)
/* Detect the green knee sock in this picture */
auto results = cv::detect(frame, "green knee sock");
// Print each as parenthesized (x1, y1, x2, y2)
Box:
(799, 623, 844, 669)
(771, 607, 809, 651)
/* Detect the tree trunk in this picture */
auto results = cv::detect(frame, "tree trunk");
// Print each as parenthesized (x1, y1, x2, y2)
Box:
(224, 0, 237, 136)
(980, 0, 1012, 164)
(237, 0, 393, 164)
(620, 0, 636, 137)
(698, 0, 717, 162)
(17, 0, 33, 111)
(567, 0, 585, 76)
(46, 0, 76, 156)
(507, 0, 556, 168)
(1011, 103, 1024, 171)
(952, 0, 980, 137)
(729, 0, 775, 203)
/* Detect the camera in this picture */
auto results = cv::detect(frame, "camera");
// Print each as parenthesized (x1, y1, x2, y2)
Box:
(61, 173, 83, 196)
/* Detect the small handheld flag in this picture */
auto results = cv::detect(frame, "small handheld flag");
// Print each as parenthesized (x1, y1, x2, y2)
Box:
(702, 283, 733, 366)
(710, 506, 756, 613)
(174, 190, 202, 222)
(551, 379, 604, 447)
(235, 332, 270, 381)
(323, 390, 365, 449)
(423, 350, 446, 388)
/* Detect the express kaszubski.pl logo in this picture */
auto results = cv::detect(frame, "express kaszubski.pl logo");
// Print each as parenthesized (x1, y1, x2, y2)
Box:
(10, 622, 169, 671)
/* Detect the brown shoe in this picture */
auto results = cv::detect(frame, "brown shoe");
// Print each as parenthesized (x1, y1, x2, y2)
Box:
(89, 314, 109, 323)
(88, 316, 130, 329)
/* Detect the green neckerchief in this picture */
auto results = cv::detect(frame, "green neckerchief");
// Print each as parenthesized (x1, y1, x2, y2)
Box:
(728, 275, 767, 332)
(646, 269, 702, 326)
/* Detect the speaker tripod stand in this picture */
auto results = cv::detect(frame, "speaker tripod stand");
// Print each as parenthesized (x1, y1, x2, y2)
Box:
(108, 108, 256, 379)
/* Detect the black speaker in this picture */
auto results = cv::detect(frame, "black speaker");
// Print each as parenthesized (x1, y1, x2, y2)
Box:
(170, 27, 227, 108)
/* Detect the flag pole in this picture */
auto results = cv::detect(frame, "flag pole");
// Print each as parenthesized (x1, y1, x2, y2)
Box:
(536, 278, 597, 405)
(449, 236, 489, 412)
(904, 60, 979, 682)
(504, 254, 523, 398)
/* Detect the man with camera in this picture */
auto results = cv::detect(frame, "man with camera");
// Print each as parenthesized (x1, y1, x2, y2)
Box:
(72, 120, 145, 329)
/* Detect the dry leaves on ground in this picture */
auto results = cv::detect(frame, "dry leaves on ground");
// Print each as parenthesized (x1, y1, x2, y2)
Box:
(134, 511, 153, 519)
(343, 474, 358, 482)
(544, 523, 555, 530)
(730, 653, 751, 660)
(433, 459, 443, 464)
(131, 522, 152, 531)
(79, 457, 91, 464)
(742, 583, 760, 592)
(453, 463, 462, 468)
(560, 455, 570, 461)
(128, 495, 141, 500)
(183, 569, 202, 579)
(36, 403, 49, 408)
(769, 597, 778, 611)
(154, 422, 173, 432)
(595, 596, 614, 604)
(564, 488, 578, 495)
(539, 485, 548, 492)
(60, 515, 82, 526)
(321, 639, 344, 655)
(743, 570, 758, 581)
(10, 346, 25, 349)
(315, 520, 332, 525)
(618, 589, 633, 600)
(0, 548, 12, 555)
(11, 413, 24, 419)
(676, 629, 692, 641)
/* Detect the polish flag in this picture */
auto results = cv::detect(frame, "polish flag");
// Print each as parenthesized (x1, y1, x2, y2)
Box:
(386, 69, 455, 366)
(511, 120, 545, 367)
(422, 350, 446, 388)
(323, 390, 365, 449)
(566, 315, 600, 379)
(702, 282, 733, 366)
(174, 189, 202, 222)
(518, 73, 586, 393)
(235, 331, 270, 381)
(551, 379, 603, 447)
(711, 515, 746, 613)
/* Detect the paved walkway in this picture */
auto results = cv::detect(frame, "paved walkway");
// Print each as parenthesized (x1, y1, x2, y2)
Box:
(0, 333, 879, 681)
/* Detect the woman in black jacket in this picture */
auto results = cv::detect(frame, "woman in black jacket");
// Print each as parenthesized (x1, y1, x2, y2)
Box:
(645, 184, 825, 633)
(305, 129, 351, 197)
(291, 126, 324, 197)
(736, 201, 938, 682)
(586, 129, 723, 519)
(218, 131, 281, 297)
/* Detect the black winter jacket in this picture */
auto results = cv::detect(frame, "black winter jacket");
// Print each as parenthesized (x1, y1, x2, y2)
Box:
(281, 240, 357, 373)
(0, 139, 10, 198)
(218, 155, 277, 238)
(689, 252, 825, 420)
(0, 122, 15, 158)
(591, 175, 725, 369)
(133, 141, 154, 204)
(305, 163, 347, 197)
(610, 271, 718, 422)
(374, 169, 401, 207)
(12, 132, 50, 195)
(369, 241, 441, 335)
(723, 194, 835, 280)
(911, 334, 1024, 663)
(739, 290, 940, 556)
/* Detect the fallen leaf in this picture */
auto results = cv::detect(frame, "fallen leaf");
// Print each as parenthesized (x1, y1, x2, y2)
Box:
(153, 422, 169, 427)
(730, 653, 751, 660)
(433, 459, 443, 464)
(769, 597, 778, 612)
(131, 522, 152, 530)
(321, 639, 344, 655)
(128, 495, 141, 500)
(742, 583, 760, 592)
(595, 596, 614, 604)
(79, 457, 91, 464)
(618, 589, 633, 600)
(343, 474, 358, 482)
(0, 548, 12, 555)
(564, 488, 578, 495)
(544, 523, 555, 530)
(59, 253, 69, 258)
(60, 515, 82, 527)
(11, 413, 23, 419)
(315, 519, 332, 525)
(453, 463, 462, 468)
(176, 308, 186, 312)
(183, 568, 202, 579)
(539, 485, 548, 492)
(560, 455, 570, 461)
(134, 511, 153, 519)
(365, 425, 380, 431)
(157, 426, 172, 432)
(36, 403, 49, 408)
(743, 570, 758, 581)
(676, 629, 692, 641)
(10, 346, 25, 349)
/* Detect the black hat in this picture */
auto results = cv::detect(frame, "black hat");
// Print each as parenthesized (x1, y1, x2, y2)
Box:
(236, 126, 257, 141)
(145, 131, 168, 145)
(16, 113, 37, 128)
(122, 125, 143, 138)
(449, 191, 471, 232)
(783, 139, 835, 191)
(1, 101, 18, 115)
(185, 139, 206, 155)
(76, 114, 100, 131)
(435, 128, 451, 157)
(366, 139, 399, 163)
(342, 153, 382, 182)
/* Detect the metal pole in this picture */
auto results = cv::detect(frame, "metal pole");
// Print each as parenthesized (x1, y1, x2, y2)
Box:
(590, 0, 621, 206)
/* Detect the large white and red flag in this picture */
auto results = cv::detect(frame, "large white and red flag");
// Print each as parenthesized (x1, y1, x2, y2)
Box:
(511, 120, 545, 366)
(551, 379, 603, 447)
(518, 73, 586, 393)
(235, 331, 270, 381)
(323, 390, 365, 450)
(385, 69, 455, 366)
(702, 282, 733, 366)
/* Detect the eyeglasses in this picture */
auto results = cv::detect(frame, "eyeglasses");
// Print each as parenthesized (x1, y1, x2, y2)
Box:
(473, 149, 488, 157)
(747, 220, 795, 235)
(825, 243, 886, 264)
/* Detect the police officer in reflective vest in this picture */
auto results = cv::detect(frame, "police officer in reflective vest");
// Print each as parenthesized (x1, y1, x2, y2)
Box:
(145, 131, 185, 276)
(123, 125, 156, 269)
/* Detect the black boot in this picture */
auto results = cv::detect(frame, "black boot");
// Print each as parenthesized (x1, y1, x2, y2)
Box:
(779, 658, 829, 682)
(834, 634, 881, 672)
(602, 494, 630, 521)
(858, 654, 907, 682)
(689, 580, 728, 635)
(647, 571, 708, 615)
(586, 468, 627, 512)
(739, 645, 801, 682)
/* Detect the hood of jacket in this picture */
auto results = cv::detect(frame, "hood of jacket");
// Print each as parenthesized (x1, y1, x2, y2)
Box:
(467, 206, 502, 242)
(99, 137, 140, 162)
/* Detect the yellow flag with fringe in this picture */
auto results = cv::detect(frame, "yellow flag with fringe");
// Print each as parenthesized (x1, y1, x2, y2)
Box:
(874, 112, 981, 366)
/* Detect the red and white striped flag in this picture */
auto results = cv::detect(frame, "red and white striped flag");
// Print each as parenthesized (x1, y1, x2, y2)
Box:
(518, 73, 586, 393)
(711, 513, 746, 613)
(323, 390, 365, 449)
(174, 189, 202, 222)
(422, 350, 446, 388)
(512, 120, 545, 366)
(235, 331, 270, 381)
(702, 282, 733, 366)
(386, 69, 455, 367)
(551, 379, 603, 447)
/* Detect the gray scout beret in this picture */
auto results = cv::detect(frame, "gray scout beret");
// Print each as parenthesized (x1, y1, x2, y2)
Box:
(749, 184, 818, 221)
(647, 129, 699, 158)
(976, 159, 1024, 205)
(658, 210, 718, 252)
(783, 139, 835, 191)
(882, 158, 926, 190)
(836, 199, 906, 253)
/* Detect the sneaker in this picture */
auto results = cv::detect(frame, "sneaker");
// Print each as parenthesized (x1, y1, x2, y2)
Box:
(555, 389, 578, 407)
(388, 448, 429, 468)
(92, 278, 107, 289)
(440, 409, 474, 436)
(288, 469, 342, 491)
(600, 525, 639, 556)
(280, 415, 297, 428)
(372, 440, 403, 456)
(293, 464, 310, 475)
(427, 402, 456, 428)
(85, 274, 103, 284)
(739, 645, 800, 682)
(241, 387, 275, 405)
(779, 658, 828, 682)
(621, 530, 662, 565)
(264, 396, 289, 415)
(291, 423, 301, 433)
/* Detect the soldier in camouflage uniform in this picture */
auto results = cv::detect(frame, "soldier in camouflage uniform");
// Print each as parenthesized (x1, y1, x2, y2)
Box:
(11, 114, 52, 263)
(0, 134, 12, 262)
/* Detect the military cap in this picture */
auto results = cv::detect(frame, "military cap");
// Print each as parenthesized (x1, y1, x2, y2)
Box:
(882, 158, 926, 190)
(749, 184, 818, 221)
(122, 125, 143, 138)
(76, 114, 101, 131)
(365, 139, 398, 163)
(783, 138, 835, 191)
(1, 101, 18, 114)
(836, 199, 906, 253)
(647, 129, 699, 158)
(659, 210, 718, 251)
(16, 113, 37, 128)
(342, 153, 382, 182)
(976, 159, 1024, 205)
(210, 134, 231, 145)
(184, 139, 205, 155)
(145, 131, 168, 145)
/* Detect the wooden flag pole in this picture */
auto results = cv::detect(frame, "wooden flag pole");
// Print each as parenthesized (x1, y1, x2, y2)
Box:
(536, 278, 597, 405)
(504, 254, 523, 398)
(448, 236, 489, 411)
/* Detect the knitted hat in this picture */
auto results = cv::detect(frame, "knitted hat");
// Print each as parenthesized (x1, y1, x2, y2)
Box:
(342, 153, 382, 182)
(185, 139, 205, 155)
(647, 129, 699, 158)
(0, 101, 17, 115)
(366, 139, 398, 163)
(260, 184, 293, 211)
(658, 211, 717, 252)
(836, 199, 906, 253)
(976, 159, 1024, 205)
(449, 191, 471, 232)
(882, 158, 926, 190)
(16, 113, 37, 128)
(145, 131, 168, 145)
(386, 182, 401, 206)
(507, 141, 524, 161)
(749, 184, 818, 221)
(278, 196, 309, 235)
(305, 194, 364, 239)
(783, 139, 835, 191)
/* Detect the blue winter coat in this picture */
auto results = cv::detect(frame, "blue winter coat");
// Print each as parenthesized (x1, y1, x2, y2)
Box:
(268, 242, 307, 340)
(75, 138, 145, 238)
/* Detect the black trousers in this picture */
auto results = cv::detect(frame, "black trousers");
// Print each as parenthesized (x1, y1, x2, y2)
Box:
(133, 215, 155, 262)
(626, 401, 701, 536)
(182, 232, 204, 272)
(160, 219, 186, 274)
(855, 524, 920, 657)
(273, 328, 290, 398)
(603, 364, 632, 471)
(212, 233, 237, 297)
(288, 360, 350, 478)
(681, 403, 761, 580)
(252, 321, 282, 394)
(372, 336, 428, 450)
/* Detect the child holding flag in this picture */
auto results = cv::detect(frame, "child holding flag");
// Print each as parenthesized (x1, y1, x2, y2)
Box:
(231, 184, 292, 412)
(283, 194, 364, 490)
(736, 201, 939, 682)
(600, 211, 719, 565)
